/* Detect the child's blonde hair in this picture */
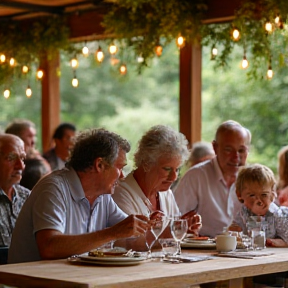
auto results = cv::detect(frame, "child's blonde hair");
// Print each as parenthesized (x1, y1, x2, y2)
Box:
(236, 163, 276, 203)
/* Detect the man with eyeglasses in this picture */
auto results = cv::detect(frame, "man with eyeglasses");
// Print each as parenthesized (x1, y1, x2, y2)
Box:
(0, 134, 29, 247)
(174, 120, 251, 238)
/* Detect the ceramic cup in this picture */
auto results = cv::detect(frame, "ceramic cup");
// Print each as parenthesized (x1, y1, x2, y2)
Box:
(216, 235, 237, 252)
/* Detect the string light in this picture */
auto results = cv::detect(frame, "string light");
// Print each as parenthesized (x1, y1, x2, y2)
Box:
(109, 43, 117, 55)
(119, 64, 127, 75)
(176, 35, 185, 49)
(70, 57, 79, 69)
(22, 65, 29, 74)
(241, 55, 249, 69)
(3, 88, 10, 99)
(137, 55, 144, 63)
(155, 44, 163, 57)
(267, 58, 274, 79)
(82, 41, 89, 57)
(72, 70, 79, 87)
(265, 22, 273, 33)
(36, 68, 44, 80)
(231, 28, 240, 41)
(9, 58, 16, 67)
(0, 54, 6, 63)
(95, 46, 104, 63)
(26, 85, 32, 98)
(211, 45, 218, 60)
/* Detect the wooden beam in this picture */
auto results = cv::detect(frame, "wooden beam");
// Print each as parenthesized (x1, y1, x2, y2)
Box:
(179, 43, 202, 147)
(40, 53, 60, 153)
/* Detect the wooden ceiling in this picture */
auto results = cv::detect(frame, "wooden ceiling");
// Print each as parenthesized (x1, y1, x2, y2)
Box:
(0, 0, 243, 41)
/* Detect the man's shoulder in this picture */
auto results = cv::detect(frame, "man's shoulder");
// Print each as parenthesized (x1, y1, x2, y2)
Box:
(185, 158, 215, 176)
(14, 184, 30, 196)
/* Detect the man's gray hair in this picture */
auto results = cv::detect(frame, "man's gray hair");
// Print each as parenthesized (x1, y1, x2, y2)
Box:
(188, 141, 215, 165)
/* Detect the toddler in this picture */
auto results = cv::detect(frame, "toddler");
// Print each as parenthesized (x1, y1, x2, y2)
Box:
(233, 163, 288, 247)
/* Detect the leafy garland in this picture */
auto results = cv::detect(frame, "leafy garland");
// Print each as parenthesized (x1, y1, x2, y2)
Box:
(102, 0, 288, 78)
(0, 16, 77, 87)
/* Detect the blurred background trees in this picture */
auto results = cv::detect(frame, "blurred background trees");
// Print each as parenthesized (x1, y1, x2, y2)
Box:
(0, 41, 287, 175)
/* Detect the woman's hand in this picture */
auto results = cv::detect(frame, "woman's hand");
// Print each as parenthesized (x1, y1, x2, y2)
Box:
(181, 210, 202, 236)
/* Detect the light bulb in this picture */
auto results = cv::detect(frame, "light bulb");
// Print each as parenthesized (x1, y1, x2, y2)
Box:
(95, 46, 104, 63)
(82, 44, 89, 57)
(109, 43, 117, 55)
(0, 54, 6, 63)
(72, 77, 79, 87)
(26, 86, 32, 98)
(211, 46, 218, 60)
(9, 58, 16, 67)
(155, 45, 163, 57)
(176, 36, 185, 48)
(275, 16, 280, 24)
(267, 66, 273, 79)
(265, 22, 273, 33)
(70, 58, 79, 69)
(3, 89, 10, 99)
(232, 28, 240, 41)
(36, 69, 44, 80)
(22, 65, 29, 74)
(137, 55, 144, 63)
(119, 64, 127, 75)
(241, 56, 249, 69)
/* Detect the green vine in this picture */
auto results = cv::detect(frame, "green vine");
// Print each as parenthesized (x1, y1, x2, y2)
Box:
(102, 0, 288, 78)
(0, 16, 77, 86)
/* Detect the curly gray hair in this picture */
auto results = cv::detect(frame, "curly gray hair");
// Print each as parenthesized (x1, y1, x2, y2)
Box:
(134, 125, 189, 169)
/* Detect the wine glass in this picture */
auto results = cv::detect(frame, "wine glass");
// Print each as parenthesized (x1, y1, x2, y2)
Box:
(170, 218, 188, 256)
(145, 216, 169, 259)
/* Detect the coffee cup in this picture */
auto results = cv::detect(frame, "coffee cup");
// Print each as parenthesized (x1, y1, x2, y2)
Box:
(216, 234, 237, 252)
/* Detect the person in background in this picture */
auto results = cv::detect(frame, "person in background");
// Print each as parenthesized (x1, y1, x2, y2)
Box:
(171, 141, 215, 191)
(276, 146, 288, 206)
(113, 125, 202, 248)
(0, 134, 30, 247)
(5, 119, 37, 158)
(20, 158, 51, 190)
(43, 123, 76, 171)
(8, 128, 148, 263)
(187, 141, 215, 167)
(174, 120, 251, 238)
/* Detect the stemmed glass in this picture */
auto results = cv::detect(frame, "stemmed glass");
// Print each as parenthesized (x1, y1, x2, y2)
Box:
(170, 218, 188, 256)
(145, 215, 169, 259)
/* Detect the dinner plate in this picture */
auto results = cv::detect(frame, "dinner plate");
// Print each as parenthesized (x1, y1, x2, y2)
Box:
(183, 238, 214, 245)
(68, 253, 147, 266)
(181, 241, 216, 249)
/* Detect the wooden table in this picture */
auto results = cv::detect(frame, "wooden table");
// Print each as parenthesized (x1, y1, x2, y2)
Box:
(0, 248, 288, 288)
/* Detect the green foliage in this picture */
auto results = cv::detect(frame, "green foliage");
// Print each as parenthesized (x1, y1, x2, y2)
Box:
(0, 16, 77, 87)
(103, 0, 288, 77)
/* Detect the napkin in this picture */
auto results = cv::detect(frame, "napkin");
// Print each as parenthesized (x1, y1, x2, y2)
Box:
(216, 250, 274, 259)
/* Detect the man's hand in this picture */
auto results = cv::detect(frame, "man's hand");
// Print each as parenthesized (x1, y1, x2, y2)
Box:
(113, 214, 149, 239)
(181, 210, 202, 236)
(228, 223, 242, 232)
(266, 238, 288, 247)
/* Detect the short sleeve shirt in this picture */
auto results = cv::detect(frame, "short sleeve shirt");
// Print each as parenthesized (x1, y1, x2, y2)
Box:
(8, 167, 127, 263)
(0, 185, 30, 246)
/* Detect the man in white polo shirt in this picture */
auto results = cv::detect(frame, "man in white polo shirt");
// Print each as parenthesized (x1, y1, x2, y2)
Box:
(174, 120, 251, 237)
(9, 128, 148, 263)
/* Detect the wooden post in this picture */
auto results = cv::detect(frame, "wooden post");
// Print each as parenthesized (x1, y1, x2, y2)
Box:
(40, 52, 60, 153)
(179, 43, 202, 147)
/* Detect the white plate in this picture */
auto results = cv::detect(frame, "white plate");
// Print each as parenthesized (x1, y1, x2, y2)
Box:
(181, 241, 216, 249)
(79, 253, 146, 263)
(183, 239, 214, 245)
(68, 257, 145, 266)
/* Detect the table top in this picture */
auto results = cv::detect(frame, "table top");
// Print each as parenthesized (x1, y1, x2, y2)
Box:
(1, 248, 288, 288)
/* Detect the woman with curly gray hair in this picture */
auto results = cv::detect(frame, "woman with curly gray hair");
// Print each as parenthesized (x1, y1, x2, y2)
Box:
(113, 125, 201, 235)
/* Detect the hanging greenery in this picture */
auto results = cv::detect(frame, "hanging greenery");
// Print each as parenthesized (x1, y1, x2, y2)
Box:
(0, 16, 77, 86)
(102, 0, 288, 78)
